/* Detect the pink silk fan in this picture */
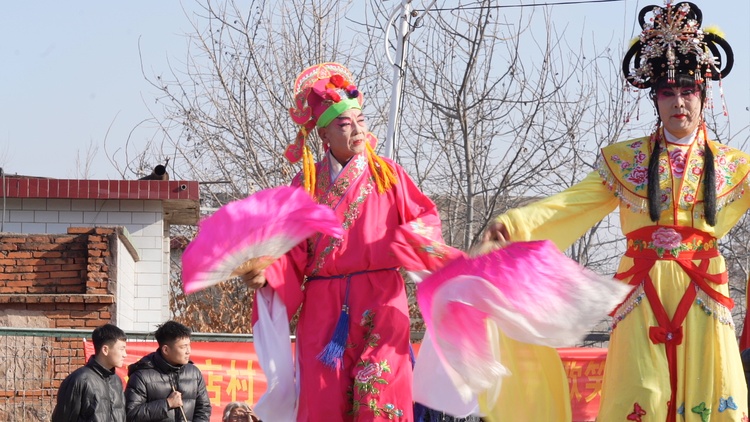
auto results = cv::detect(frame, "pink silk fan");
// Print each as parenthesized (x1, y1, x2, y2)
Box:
(417, 240, 631, 394)
(181, 186, 344, 294)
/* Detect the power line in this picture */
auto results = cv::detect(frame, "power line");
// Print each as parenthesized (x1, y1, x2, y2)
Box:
(419, 0, 625, 12)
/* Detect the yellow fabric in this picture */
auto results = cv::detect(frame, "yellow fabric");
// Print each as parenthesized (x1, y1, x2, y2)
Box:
(494, 136, 750, 421)
(365, 142, 397, 194)
(479, 323, 572, 422)
(302, 145, 316, 195)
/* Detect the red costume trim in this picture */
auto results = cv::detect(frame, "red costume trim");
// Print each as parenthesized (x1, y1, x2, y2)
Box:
(615, 225, 732, 422)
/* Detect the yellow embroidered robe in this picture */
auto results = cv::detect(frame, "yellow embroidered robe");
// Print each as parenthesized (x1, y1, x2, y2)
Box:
(494, 133, 750, 421)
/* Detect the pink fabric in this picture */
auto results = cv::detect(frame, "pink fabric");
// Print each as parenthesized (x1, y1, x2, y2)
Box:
(392, 218, 465, 272)
(257, 152, 445, 421)
(416, 240, 631, 395)
(181, 185, 343, 294)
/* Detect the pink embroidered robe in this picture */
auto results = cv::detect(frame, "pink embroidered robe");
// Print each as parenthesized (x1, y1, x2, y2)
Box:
(253, 152, 445, 422)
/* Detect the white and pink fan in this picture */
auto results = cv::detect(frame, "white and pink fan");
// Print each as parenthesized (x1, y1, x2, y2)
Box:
(417, 240, 631, 394)
(181, 185, 344, 294)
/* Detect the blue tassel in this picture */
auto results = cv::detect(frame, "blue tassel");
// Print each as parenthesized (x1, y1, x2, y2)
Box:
(317, 304, 350, 369)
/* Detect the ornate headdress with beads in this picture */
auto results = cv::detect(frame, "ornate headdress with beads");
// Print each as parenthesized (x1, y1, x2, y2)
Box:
(286, 62, 396, 195)
(622, 2, 733, 89)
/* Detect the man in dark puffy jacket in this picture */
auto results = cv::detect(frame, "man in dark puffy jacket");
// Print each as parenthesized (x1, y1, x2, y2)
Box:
(52, 323, 128, 422)
(125, 320, 211, 421)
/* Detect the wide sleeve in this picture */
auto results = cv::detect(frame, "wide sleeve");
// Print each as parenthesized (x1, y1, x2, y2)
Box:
(252, 175, 310, 323)
(50, 374, 83, 422)
(253, 241, 307, 324)
(496, 170, 619, 250)
(125, 371, 169, 422)
(390, 164, 464, 271)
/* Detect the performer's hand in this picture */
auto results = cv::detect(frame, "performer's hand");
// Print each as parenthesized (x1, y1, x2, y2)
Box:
(167, 390, 183, 409)
(233, 260, 268, 291)
(483, 220, 510, 243)
(241, 270, 267, 291)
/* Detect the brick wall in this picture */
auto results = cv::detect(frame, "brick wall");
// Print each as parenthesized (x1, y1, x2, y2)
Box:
(0, 227, 124, 420)
(1, 197, 170, 330)
(0, 227, 118, 318)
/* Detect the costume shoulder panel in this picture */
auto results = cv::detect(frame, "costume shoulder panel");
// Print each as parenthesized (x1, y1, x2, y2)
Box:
(710, 141, 750, 209)
(597, 136, 651, 213)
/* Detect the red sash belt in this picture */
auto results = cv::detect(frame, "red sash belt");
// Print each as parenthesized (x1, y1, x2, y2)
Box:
(614, 225, 731, 422)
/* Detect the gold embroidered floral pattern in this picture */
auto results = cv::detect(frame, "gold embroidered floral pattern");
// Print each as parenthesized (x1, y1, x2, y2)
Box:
(342, 182, 374, 230)
(598, 137, 667, 213)
(406, 219, 451, 259)
(310, 179, 374, 276)
(358, 310, 381, 348)
(350, 360, 403, 419)
(408, 219, 434, 238)
(347, 310, 404, 419)
(317, 154, 368, 207)
(599, 135, 750, 218)
(608, 140, 649, 192)
(628, 227, 716, 258)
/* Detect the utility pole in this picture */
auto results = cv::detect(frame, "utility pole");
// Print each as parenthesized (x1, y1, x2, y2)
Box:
(383, 0, 413, 160)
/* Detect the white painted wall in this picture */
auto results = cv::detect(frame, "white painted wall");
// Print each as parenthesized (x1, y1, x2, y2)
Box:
(116, 236, 137, 330)
(0, 198, 170, 331)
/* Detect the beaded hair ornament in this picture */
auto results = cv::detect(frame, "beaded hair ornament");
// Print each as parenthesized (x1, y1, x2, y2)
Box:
(621, 1, 733, 90)
(286, 62, 396, 195)
(621, 2, 734, 227)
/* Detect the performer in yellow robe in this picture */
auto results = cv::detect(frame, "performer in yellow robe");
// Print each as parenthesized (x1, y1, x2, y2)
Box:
(485, 3, 749, 421)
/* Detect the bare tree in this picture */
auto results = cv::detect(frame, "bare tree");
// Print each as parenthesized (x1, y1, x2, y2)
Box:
(127, 0, 749, 337)
(70, 140, 100, 179)
(125, 0, 392, 332)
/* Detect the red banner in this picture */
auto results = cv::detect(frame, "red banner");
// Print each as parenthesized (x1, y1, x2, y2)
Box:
(559, 347, 608, 422)
(83, 340, 267, 422)
(84, 341, 606, 421)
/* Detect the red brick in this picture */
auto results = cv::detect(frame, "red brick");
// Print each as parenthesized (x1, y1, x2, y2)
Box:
(33, 251, 63, 258)
(1, 287, 28, 294)
(0, 237, 26, 243)
(6, 251, 32, 259)
(56, 319, 84, 328)
(67, 227, 95, 235)
(28, 236, 54, 243)
(32, 264, 62, 272)
(5, 266, 34, 273)
(50, 271, 81, 278)
(25, 243, 63, 252)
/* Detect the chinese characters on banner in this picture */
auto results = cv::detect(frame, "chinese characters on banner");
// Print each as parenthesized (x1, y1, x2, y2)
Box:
(83, 340, 272, 422)
(84, 341, 606, 422)
(558, 347, 608, 422)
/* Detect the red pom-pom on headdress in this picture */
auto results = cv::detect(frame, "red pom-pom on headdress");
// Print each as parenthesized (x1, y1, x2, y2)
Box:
(285, 63, 363, 163)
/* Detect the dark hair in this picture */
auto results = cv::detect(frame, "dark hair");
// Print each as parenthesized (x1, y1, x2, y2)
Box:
(154, 320, 192, 347)
(92, 324, 127, 354)
(647, 75, 716, 226)
(649, 73, 706, 104)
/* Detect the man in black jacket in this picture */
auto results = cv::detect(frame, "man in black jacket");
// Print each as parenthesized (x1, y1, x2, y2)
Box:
(52, 323, 128, 422)
(125, 320, 211, 422)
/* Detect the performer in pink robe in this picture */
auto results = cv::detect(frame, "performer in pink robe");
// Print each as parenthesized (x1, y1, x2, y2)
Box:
(242, 62, 449, 422)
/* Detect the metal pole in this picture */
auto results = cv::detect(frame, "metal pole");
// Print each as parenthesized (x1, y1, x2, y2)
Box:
(384, 0, 412, 160)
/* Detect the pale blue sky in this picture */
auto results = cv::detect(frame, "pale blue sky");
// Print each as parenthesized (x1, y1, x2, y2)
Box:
(2, 1, 749, 179)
